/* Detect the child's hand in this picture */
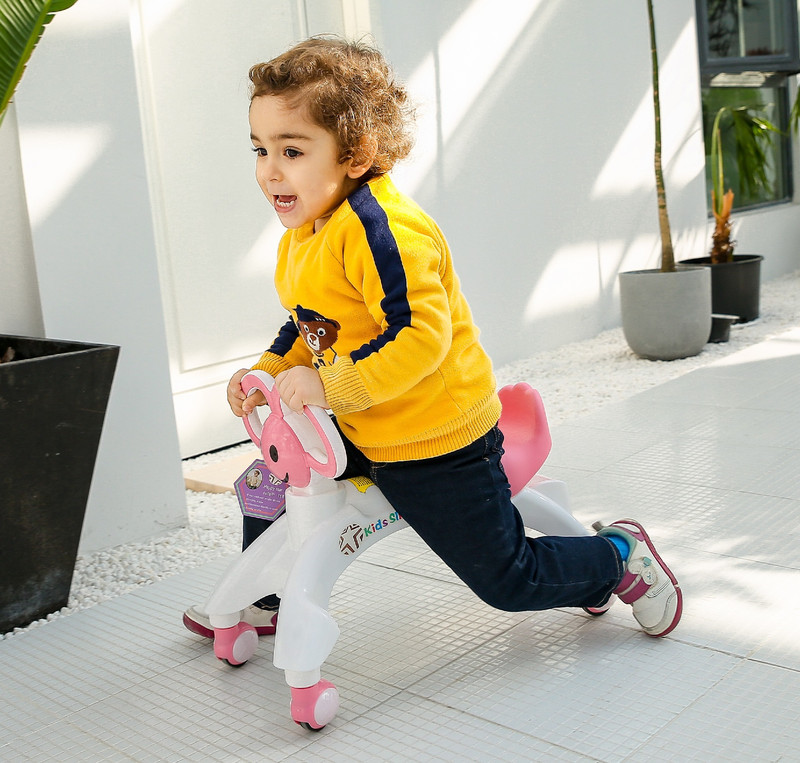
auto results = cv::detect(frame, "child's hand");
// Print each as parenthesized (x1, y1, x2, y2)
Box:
(275, 366, 329, 413)
(227, 368, 265, 417)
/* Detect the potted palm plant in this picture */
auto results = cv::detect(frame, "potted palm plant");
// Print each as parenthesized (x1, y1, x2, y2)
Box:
(680, 96, 784, 327)
(618, 0, 711, 360)
(0, 0, 119, 633)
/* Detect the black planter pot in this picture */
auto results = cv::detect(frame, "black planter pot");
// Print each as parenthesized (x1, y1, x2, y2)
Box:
(679, 254, 763, 324)
(0, 335, 119, 633)
(709, 314, 737, 343)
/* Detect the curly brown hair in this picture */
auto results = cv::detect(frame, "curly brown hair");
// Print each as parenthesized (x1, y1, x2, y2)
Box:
(248, 36, 415, 180)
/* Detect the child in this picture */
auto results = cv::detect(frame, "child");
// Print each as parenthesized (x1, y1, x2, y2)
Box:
(186, 35, 682, 640)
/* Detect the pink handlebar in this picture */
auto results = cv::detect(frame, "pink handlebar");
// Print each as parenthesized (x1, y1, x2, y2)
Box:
(240, 371, 344, 487)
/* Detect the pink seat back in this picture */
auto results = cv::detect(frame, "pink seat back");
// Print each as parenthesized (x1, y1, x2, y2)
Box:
(497, 383, 552, 496)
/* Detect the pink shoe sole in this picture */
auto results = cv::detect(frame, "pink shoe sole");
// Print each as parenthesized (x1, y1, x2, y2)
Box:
(583, 594, 616, 616)
(182, 611, 278, 639)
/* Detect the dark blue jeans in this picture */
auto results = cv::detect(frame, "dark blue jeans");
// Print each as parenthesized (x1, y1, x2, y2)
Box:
(243, 517, 280, 609)
(243, 514, 273, 550)
(336, 423, 623, 612)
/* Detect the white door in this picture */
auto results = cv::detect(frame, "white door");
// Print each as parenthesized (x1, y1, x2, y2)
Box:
(131, 0, 371, 456)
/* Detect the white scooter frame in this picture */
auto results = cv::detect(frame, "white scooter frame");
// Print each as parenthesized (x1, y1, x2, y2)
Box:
(202, 371, 602, 730)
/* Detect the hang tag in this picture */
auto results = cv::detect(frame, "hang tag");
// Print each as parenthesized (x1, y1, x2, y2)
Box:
(234, 459, 288, 520)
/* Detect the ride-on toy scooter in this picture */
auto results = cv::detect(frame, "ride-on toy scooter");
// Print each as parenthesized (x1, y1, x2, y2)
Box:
(201, 370, 605, 730)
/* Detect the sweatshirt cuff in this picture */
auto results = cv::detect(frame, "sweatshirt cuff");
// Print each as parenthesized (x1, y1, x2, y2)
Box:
(318, 356, 373, 414)
(251, 353, 294, 378)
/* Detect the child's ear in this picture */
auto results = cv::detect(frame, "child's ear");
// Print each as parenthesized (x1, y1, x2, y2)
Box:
(346, 136, 378, 179)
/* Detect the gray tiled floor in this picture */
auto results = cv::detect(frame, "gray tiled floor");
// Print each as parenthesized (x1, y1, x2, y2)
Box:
(3, 328, 800, 761)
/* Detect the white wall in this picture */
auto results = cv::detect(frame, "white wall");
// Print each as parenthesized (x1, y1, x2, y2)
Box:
(733, 202, 800, 281)
(373, 0, 712, 364)
(14, 0, 187, 553)
(0, 105, 44, 337)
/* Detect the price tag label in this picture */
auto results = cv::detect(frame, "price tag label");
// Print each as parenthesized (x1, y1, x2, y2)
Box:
(234, 459, 288, 520)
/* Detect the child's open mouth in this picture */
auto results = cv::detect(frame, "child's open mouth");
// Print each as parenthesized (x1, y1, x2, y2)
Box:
(274, 195, 297, 210)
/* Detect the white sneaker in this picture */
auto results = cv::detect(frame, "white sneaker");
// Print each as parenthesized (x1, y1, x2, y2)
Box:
(182, 603, 278, 638)
(597, 519, 682, 637)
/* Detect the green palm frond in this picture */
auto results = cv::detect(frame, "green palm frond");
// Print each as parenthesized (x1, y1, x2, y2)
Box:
(709, 104, 780, 215)
(790, 91, 800, 135)
(731, 109, 780, 197)
(0, 0, 80, 125)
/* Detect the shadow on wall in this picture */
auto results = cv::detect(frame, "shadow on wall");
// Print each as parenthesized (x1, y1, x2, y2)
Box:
(376, 0, 707, 366)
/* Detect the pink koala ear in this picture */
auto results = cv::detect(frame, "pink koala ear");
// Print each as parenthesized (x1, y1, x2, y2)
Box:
(241, 371, 282, 448)
(301, 405, 346, 479)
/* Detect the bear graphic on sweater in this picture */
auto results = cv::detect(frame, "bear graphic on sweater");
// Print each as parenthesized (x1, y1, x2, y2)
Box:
(295, 305, 341, 367)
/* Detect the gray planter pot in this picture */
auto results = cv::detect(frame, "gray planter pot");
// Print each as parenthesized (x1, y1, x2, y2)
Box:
(619, 267, 711, 361)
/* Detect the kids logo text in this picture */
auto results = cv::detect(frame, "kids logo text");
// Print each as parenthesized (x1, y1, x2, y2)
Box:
(337, 511, 402, 556)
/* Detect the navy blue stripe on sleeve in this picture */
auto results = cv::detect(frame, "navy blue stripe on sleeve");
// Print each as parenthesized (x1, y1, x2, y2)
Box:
(267, 316, 299, 357)
(348, 185, 412, 362)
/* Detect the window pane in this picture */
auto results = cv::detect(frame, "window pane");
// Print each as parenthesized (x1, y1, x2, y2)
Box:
(707, 0, 788, 59)
(701, 85, 790, 210)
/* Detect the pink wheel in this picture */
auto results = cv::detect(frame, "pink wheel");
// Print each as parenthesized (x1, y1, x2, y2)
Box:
(213, 622, 258, 666)
(290, 680, 339, 730)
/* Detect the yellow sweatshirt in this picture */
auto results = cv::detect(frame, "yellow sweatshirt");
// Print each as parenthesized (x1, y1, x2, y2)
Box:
(253, 174, 501, 461)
